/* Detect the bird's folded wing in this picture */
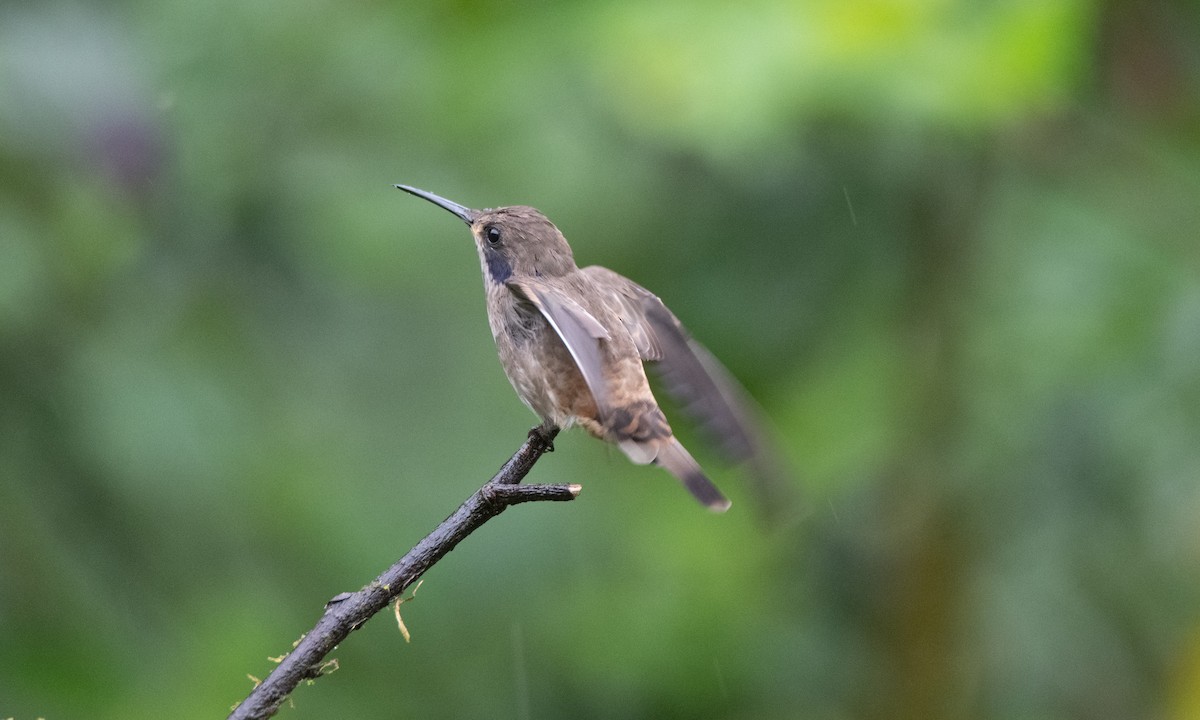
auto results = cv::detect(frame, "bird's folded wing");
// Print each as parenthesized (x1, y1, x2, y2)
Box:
(507, 279, 612, 413)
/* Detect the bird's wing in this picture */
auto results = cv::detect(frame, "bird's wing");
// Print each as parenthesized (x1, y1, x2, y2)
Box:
(580, 266, 758, 457)
(581, 265, 794, 515)
(507, 278, 612, 413)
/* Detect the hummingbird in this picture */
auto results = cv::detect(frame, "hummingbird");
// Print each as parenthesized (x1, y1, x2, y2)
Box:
(397, 184, 780, 512)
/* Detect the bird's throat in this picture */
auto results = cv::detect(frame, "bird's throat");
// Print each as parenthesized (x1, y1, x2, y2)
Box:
(485, 251, 513, 284)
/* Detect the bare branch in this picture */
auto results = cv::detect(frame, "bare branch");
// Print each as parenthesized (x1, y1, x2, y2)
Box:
(228, 426, 564, 720)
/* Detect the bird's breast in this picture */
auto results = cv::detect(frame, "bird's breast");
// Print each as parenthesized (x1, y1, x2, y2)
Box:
(486, 287, 595, 426)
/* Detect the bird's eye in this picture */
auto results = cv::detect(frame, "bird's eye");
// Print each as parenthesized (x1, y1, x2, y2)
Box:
(485, 226, 502, 245)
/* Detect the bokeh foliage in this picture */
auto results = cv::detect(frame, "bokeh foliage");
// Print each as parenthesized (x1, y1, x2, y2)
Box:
(2, 1, 1199, 718)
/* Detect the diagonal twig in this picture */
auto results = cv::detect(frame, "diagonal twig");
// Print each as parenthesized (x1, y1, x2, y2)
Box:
(228, 427, 570, 720)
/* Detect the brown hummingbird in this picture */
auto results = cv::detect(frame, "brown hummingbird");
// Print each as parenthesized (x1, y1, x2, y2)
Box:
(397, 184, 781, 512)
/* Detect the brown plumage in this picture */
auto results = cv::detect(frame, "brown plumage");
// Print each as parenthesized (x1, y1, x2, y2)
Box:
(397, 185, 780, 512)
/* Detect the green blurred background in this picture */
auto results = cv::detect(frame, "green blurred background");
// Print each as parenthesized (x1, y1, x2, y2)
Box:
(2, 0, 1199, 718)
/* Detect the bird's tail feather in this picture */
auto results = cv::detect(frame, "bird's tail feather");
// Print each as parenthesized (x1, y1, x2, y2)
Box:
(653, 439, 731, 512)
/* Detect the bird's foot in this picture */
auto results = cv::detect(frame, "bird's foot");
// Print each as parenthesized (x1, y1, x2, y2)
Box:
(528, 423, 559, 453)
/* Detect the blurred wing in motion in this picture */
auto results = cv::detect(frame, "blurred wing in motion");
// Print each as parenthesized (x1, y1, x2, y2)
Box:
(582, 265, 797, 519)
(510, 275, 731, 511)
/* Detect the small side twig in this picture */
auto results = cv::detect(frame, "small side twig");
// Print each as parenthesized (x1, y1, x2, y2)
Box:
(228, 427, 567, 720)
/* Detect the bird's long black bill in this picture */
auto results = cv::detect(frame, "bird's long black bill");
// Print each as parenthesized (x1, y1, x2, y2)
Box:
(395, 184, 477, 224)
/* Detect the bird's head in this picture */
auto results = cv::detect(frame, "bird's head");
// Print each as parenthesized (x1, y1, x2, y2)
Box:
(396, 185, 576, 284)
